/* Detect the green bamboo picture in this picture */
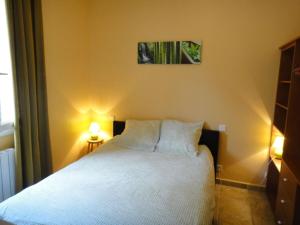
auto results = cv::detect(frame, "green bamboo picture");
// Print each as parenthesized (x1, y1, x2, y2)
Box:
(138, 41, 201, 64)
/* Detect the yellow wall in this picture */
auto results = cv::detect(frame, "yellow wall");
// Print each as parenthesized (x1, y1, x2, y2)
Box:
(0, 134, 14, 150)
(42, 0, 300, 185)
(42, 0, 91, 170)
(0, 125, 14, 151)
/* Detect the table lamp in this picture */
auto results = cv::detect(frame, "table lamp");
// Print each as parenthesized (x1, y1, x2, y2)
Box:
(272, 136, 284, 159)
(89, 122, 100, 140)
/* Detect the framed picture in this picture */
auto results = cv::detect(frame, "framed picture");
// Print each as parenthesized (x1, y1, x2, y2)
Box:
(138, 41, 202, 64)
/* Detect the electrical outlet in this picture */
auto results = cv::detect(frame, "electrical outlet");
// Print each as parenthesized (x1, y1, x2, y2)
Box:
(218, 124, 226, 132)
(217, 164, 223, 173)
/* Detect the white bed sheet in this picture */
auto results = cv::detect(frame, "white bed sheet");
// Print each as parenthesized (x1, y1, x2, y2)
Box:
(0, 142, 215, 225)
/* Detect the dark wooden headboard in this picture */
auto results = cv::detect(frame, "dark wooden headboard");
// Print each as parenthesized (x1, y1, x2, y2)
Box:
(113, 120, 220, 170)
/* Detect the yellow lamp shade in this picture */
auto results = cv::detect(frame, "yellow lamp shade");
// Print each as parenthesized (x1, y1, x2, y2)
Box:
(272, 136, 284, 159)
(89, 122, 100, 140)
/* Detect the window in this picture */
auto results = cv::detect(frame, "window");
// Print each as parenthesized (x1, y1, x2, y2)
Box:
(0, 0, 15, 126)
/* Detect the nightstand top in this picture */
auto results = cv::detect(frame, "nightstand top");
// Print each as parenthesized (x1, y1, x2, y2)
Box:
(87, 139, 103, 143)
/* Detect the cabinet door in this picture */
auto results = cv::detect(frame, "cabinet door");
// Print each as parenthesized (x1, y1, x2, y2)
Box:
(275, 162, 297, 225)
(266, 160, 280, 211)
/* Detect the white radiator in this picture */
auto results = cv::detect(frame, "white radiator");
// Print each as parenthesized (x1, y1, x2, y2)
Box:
(0, 148, 15, 202)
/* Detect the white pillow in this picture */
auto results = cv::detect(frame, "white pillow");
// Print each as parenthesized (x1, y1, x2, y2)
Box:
(156, 120, 203, 155)
(112, 120, 161, 151)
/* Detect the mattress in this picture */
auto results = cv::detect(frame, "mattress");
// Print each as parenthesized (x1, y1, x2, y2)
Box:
(0, 142, 215, 225)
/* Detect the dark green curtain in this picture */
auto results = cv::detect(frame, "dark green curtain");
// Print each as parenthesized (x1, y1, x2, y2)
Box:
(5, 0, 52, 188)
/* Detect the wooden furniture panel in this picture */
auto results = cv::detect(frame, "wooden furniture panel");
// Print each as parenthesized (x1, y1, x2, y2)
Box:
(276, 83, 290, 107)
(275, 207, 289, 225)
(266, 38, 300, 225)
(276, 189, 295, 225)
(278, 163, 297, 199)
(282, 71, 300, 183)
(275, 163, 297, 225)
(293, 40, 300, 69)
(273, 105, 287, 134)
(266, 159, 280, 211)
(278, 47, 294, 82)
(294, 187, 300, 225)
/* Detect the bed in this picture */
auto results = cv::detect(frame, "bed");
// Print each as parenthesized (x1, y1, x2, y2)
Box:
(0, 120, 220, 225)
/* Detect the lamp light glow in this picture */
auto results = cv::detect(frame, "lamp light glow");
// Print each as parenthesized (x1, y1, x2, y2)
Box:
(89, 122, 100, 140)
(272, 136, 284, 159)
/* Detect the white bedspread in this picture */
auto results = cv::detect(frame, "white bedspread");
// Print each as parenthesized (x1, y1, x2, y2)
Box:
(0, 142, 215, 225)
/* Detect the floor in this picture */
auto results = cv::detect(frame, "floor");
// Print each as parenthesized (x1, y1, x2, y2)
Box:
(214, 184, 275, 225)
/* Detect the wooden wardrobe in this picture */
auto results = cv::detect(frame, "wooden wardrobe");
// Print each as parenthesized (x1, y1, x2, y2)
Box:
(266, 37, 300, 225)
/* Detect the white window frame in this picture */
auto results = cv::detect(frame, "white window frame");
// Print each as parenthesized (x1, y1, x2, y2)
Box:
(0, 0, 15, 128)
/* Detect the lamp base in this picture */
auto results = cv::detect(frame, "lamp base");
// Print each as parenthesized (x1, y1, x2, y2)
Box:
(90, 135, 99, 141)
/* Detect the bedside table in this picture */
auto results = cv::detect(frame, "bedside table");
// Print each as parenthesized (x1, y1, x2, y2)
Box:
(87, 139, 103, 152)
